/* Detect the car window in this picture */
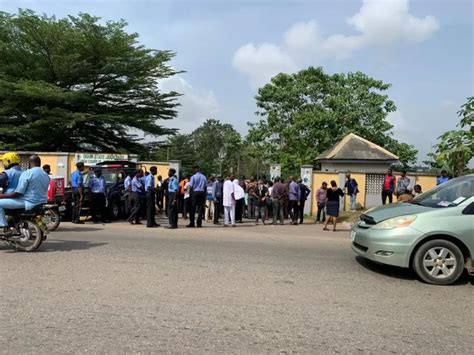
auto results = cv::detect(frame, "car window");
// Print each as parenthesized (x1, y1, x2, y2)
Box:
(413, 176, 474, 208)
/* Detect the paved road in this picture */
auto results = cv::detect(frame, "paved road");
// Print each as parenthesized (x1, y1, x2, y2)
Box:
(1, 218, 473, 353)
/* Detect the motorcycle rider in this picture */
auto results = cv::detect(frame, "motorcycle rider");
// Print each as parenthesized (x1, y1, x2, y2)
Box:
(1, 152, 23, 193)
(0, 155, 49, 235)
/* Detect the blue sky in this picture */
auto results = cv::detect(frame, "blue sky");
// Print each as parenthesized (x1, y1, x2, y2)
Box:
(1, 0, 472, 163)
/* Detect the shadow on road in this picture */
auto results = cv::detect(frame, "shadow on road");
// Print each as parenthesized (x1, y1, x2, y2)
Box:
(57, 226, 104, 233)
(355, 256, 416, 280)
(355, 256, 474, 286)
(39, 239, 108, 252)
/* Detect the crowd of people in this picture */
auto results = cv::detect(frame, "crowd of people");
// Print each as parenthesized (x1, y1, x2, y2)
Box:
(0, 150, 452, 235)
(68, 163, 446, 232)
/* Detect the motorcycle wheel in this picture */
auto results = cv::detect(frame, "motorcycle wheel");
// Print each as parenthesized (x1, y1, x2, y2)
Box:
(11, 220, 44, 252)
(44, 209, 60, 231)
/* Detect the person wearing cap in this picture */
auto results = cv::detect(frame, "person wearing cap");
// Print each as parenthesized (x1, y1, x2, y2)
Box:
(88, 168, 108, 223)
(70, 162, 85, 224)
(1, 152, 23, 193)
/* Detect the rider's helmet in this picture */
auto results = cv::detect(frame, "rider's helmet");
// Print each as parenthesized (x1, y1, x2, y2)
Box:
(1, 152, 21, 169)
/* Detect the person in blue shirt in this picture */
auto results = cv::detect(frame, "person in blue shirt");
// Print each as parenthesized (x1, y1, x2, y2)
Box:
(0, 155, 49, 235)
(123, 171, 133, 216)
(127, 169, 145, 225)
(145, 166, 160, 228)
(88, 168, 109, 223)
(187, 165, 207, 228)
(437, 170, 450, 185)
(166, 168, 179, 229)
(1, 152, 23, 193)
(70, 162, 85, 224)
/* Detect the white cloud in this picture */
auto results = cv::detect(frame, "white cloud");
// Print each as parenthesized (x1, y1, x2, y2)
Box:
(233, 0, 439, 87)
(232, 43, 296, 89)
(159, 76, 220, 132)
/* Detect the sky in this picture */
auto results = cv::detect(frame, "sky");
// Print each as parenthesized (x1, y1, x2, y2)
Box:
(1, 0, 473, 163)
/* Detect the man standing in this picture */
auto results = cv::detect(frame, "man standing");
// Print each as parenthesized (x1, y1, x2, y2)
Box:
(223, 175, 236, 227)
(288, 176, 301, 225)
(315, 182, 327, 223)
(0, 155, 49, 235)
(1, 152, 23, 193)
(437, 170, 450, 185)
(212, 176, 223, 225)
(271, 177, 286, 225)
(127, 169, 145, 225)
(396, 171, 411, 198)
(187, 166, 207, 228)
(42, 164, 51, 175)
(124, 171, 133, 217)
(381, 169, 396, 205)
(205, 176, 215, 222)
(88, 168, 108, 223)
(178, 175, 189, 218)
(145, 166, 159, 228)
(252, 179, 268, 225)
(298, 179, 311, 224)
(166, 168, 179, 229)
(344, 173, 359, 212)
(70, 162, 85, 224)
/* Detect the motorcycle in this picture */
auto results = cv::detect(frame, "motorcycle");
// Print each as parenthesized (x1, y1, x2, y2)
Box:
(42, 203, 64, 231)
(0, 205, 49, 252)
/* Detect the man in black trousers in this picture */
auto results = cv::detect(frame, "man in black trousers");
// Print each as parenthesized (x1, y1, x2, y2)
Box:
(187, 166, 207, 228)
(166, 168, 179, 229)
(145, 166, 159, 228)
(298, 179, 311, 224)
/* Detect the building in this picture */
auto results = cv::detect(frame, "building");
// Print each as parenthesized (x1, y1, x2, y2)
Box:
(315, 133, 399, 173)
(311, 133, 437, 211)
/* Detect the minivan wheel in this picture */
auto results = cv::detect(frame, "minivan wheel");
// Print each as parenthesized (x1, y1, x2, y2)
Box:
(413, 239, 464, 285)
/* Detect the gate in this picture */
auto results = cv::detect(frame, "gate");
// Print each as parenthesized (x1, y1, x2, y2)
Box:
(365, 173, 385, 208)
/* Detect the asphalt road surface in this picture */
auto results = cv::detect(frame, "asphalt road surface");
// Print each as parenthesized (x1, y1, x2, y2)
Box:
(1, 218, 473, 353)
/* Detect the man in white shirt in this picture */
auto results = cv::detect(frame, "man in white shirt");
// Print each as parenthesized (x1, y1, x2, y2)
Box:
(222, 175, 236, 227)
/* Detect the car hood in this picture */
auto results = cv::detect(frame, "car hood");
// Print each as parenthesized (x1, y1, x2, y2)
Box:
(364, 203, 432, 223)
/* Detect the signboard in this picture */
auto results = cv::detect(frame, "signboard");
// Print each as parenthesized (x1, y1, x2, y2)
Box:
(75, 153, 131, 166)
(300, 165, 313, 215)
(269, 164, 281, 181)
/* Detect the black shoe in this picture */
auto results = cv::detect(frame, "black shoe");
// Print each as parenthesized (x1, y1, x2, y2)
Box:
(186, 224, 195, 228)
(153, 223, 161, 227)
(197, 225, 202, 228)
(147, 225, 158, 228)
(165, 226, 177, 229)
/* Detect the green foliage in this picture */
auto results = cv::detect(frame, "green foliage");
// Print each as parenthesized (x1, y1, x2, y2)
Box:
(0, 10, 179, 153)
(428, 97, 474, 177)
(247, 66, 417, 174)
(153, 119, 244, 176)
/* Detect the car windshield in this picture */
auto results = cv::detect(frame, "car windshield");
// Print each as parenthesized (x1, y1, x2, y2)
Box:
(412, 176, 474, 208)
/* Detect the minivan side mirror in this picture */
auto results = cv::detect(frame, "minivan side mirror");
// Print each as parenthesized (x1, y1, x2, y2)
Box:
(462, 202, 474, 215)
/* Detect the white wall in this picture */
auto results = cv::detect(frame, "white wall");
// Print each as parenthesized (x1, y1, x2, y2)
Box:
(320, 162, 392, 173)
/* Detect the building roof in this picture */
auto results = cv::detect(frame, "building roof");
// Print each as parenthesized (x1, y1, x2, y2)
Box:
(315, 133, 399, 162)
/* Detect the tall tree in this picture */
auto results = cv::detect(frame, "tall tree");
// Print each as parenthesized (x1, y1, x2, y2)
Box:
(428, 97, 473, 177)
(152, 119, 243, 177)
(0, 10, 179, 153)
(192, 119, 242, 175)
(247, 67, 417, 174)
